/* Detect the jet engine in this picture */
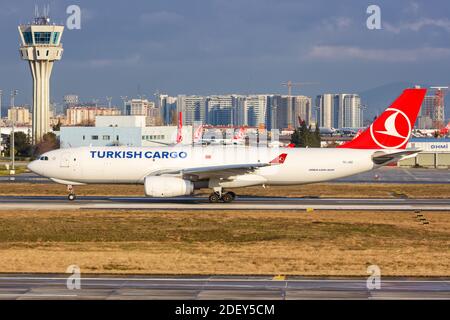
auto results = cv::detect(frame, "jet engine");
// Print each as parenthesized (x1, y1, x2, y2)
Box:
(144, 176, 194, 197)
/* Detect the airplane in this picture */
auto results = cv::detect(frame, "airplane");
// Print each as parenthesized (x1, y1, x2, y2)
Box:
(319, 127, 337, 136)
(439, 122, 450, 136)
(194, 127, 246, 145)
(28, 88, 426, 203)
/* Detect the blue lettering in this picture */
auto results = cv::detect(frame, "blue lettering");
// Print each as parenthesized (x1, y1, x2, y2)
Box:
(153, 151, 161, 159)
(170, 152, 178, 158)
(106, 151, 114, 158)
(179, 151, 187, 159)
(144, 151, 152, 158)
(134, 151, 142, 158)
(114, 151, 122, 158)
(97, 151, 105, 159)
(162, 151, 169, 159)
(126, 151, 133, 158)
(90, 151, 96, 158)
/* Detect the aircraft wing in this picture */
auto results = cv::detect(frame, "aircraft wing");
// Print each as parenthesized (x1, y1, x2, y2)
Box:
(372, 149, 421, 165)
(152, 153, 287, 180)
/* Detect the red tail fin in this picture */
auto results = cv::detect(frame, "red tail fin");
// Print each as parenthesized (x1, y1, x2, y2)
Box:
(338, 88, 426, 149)
(176, 112, 183, 143)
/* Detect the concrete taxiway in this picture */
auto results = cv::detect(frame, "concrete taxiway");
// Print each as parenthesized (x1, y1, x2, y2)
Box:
(0, 195, 449, 211)
(0, 274, 448, 300)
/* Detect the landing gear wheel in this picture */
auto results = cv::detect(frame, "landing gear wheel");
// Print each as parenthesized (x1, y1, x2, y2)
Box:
(208, 193, 220, 203)
(227, 191, 236, 200)
(68, 193, 76, 201)
(221, 192, 234, 203)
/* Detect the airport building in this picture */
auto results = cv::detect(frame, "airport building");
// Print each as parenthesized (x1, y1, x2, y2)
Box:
(398, 138, 450, 168)
(59, 115, 193, 148)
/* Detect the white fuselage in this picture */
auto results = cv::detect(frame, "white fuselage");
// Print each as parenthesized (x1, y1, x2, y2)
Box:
(28, 145, 377, 187)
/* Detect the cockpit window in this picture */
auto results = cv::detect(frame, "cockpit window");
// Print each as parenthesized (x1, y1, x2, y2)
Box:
(39, 156, 49, 161)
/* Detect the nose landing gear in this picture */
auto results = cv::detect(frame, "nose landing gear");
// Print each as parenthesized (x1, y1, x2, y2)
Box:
(67, 185, 76, 201)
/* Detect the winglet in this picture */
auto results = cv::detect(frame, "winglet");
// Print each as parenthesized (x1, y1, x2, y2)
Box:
(270, 153, 288, 165)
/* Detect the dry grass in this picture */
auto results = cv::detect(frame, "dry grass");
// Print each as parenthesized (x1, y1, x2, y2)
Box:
(0, 182, 449, 198)
(0, 210, 448, 276)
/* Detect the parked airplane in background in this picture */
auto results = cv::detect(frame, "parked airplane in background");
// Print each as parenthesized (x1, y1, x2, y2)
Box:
(194, 126, 246, 145)
(28, 88, 426, 203)
(319, 127, 337, 136)
(439, 122, 450, 136)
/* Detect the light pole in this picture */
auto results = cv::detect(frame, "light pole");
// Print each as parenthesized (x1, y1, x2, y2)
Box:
(120, 96, 128, 115)
(359, 104, 367, 127)
(10, 89, 18, 174)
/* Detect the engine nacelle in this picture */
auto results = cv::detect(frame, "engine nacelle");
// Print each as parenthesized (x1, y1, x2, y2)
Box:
(144, 176, 194, 197)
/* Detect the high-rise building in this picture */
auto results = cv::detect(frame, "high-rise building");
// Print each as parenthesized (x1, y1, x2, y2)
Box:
(245, 95, 267, 127)
(292, 95, 312, 127)
(177, 95, 207, 125)
(66, 107, 121, 126)
(317, 93, 361, 128)
(234, 96, 248, 126)
(421, 95, 445, 128)
(157, 94, 177, 125)
(207, 95, 234, 126)
(266, 95, 282, 130)
(63, 94, 79, 112)
(316, 94, 334, 128)
(18, 13, 64, 143)
(8, 106, 31, 125)
(342, 94, 361, 128)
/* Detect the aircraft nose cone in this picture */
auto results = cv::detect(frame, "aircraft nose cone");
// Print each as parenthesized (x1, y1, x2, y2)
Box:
(27, 160, 39, 174)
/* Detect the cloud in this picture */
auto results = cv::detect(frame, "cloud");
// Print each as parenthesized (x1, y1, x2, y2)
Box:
(308, 45, 450, 62)
(384, 18, 450, 34)
(318, 16, 353, 32)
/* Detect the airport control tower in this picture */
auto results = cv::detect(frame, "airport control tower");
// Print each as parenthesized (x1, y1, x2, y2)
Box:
(18, 11, 64, 143)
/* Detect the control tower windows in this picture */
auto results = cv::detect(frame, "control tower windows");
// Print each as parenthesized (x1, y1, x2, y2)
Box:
(52, 32, 60, 44)
(23, 31, 33, 44)
(34, 32, 51, 44)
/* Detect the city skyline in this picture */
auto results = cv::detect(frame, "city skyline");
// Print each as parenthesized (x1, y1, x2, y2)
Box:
(0, 0, 449, 108)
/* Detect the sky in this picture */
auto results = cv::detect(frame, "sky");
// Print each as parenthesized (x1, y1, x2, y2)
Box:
(1, 0, 450, 107)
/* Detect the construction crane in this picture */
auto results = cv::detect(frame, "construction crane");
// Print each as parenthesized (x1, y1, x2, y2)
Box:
(281, 81, 319, 129)
(430, 86, 448, 129)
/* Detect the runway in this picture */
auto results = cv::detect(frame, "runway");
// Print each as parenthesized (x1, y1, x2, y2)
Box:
(0, 274, 448, 300)
(0, 195, 449, 211)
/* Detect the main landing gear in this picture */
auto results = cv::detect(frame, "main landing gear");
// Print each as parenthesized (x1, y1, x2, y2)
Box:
(67, 185, 76, 201)
(208, 189, 236, 203)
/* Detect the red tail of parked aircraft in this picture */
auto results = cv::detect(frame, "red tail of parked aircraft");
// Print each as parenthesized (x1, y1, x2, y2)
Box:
(176, 112, 183, 143)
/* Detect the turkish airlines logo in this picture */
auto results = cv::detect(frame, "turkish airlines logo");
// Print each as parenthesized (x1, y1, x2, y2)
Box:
(370, 108, 411, 149)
